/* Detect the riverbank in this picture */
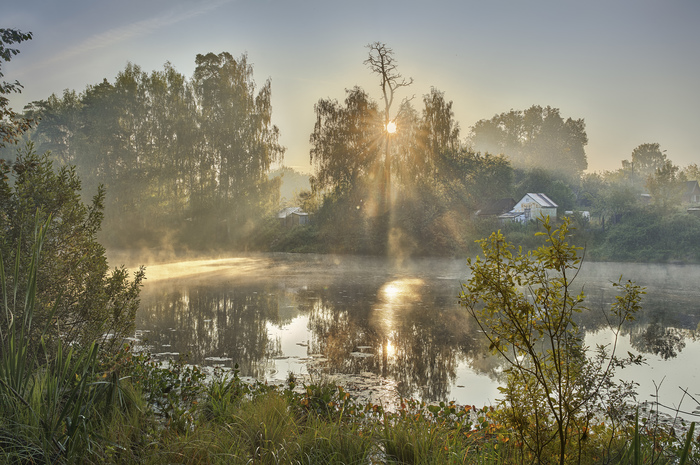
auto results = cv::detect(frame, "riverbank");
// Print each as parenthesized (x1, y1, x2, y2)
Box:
(46, 347, 700, 463)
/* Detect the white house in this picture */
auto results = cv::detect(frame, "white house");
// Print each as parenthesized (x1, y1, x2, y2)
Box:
(499, 193, 558, 223)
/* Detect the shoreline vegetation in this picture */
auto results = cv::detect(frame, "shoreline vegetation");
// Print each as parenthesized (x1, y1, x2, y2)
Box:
(1, 217, 697, 464)
(3, 341, 699, 464)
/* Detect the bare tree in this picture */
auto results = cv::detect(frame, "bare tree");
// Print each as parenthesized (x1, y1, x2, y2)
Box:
(364, 42, 413, 211)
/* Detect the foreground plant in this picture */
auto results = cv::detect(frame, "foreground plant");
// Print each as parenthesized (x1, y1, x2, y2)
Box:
(0, 144, 145, 358)
(0, 215, 138, 463)
(460, 216, 645, 464)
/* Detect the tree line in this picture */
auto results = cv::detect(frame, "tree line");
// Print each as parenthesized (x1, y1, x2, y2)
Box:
(16, 53, 284, 251)
(4, 41, 699, 260)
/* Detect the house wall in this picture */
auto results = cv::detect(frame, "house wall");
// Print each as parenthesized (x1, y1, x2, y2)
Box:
(684, 182, 700, 203)
(293, 212, 309, 225)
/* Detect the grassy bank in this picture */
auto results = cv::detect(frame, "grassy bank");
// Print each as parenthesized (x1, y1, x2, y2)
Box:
(1, 345, 697, 464)
(1, 219, 697, 464)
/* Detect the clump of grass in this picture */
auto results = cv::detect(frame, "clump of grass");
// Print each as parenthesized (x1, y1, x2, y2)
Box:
(382, 413, 445, 464)
(296, 416, 375, 465)
(234, 391, 298, 463)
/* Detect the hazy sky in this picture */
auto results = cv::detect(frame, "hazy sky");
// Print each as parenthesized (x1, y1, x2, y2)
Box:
(5, 0, 700, 173)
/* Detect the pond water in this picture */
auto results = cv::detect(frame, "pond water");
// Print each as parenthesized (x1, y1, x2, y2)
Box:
(132, 254, 700, 411)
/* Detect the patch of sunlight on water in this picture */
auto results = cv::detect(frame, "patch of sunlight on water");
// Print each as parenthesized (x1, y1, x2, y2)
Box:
(143, 257, 274, 283)
(266, 315, 312, 382)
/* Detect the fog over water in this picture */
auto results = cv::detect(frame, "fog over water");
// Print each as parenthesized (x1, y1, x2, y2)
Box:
(129, 253, 700, 411)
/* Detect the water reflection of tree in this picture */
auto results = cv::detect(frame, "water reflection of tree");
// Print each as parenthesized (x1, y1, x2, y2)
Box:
(302, 285, 383, 374)
(136, 282, 282, 378)
(298, 280, 489, 402)
(629, 323, 688, 360)
(574, 280, 699, 360)
(386, 303, 465, 400)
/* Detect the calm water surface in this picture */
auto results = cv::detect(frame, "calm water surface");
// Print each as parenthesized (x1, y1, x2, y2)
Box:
(133, 254, 700, 410)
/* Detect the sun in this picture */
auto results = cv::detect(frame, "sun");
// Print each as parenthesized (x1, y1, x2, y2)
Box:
(386, 120, 397, 134)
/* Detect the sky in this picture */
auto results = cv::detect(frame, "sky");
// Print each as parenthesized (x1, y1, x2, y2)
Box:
(5, 0, 700, 174)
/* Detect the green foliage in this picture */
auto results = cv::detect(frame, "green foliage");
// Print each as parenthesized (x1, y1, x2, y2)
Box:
(0, 28, 35, 147)
(469, 105, 588, 178)
(682, 163, 700, 182)
(293, 377, 360, 422)
(0, 216, 140, 464)
(619, 408, 698, 465)
(295, 414, 374, 465)
(471, 219, 544, 254)
(0, 144, 144, 354)
(201, 365, 257, 423)
(126, 352, 207, 432)
(310, 87, 381, 196)
(308, 79, 515, 256)
(461, 216, 644, 464)
(622, 142, 668, 181)
(311, 183, 378, 254)
(592, 209, 700, 262)
(514, 168, 576, 212)
(646, 159, 687, 209)
(27, 55, 283, 252)
(270, 223, 320, 253)
(3, 326, 682, 464)
(269, 166, 312, 206)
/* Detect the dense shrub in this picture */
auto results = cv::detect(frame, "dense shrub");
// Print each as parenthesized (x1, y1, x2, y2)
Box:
(592, 209, 700, 262)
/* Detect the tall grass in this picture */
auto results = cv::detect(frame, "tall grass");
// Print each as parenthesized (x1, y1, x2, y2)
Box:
(0, 215, 136, 463)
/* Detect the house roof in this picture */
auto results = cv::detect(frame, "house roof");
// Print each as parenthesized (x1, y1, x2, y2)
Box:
(525, 193, 558, 208)
(476, 198, 516, 216)
(685, 180, 700, 193)
(277, 207, 303, 218)
(498, 211, 526, 219)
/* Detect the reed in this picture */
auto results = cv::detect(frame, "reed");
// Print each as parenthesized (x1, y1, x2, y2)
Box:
(0, 215, 136, 463)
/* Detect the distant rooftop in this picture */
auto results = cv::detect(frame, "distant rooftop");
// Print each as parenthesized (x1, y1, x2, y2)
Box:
(277, 207, 306, 218)
(526, 193, 558, 208)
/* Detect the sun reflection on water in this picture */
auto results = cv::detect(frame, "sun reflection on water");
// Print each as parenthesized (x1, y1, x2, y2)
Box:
(379, 278, 424, 304)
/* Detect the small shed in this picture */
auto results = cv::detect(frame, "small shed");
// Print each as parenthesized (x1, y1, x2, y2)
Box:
(277, 207, 309, 227)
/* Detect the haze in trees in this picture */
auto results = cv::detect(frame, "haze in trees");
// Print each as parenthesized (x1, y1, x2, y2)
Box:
(646, 160, 687, 210)
(15, 42, 700, 261)
(364, 42, 413, 211)
(26, 55, 284, 251)
(622, 142, 668, 179)
(309, 78, 511, 254)
(469, 105, 588, 178)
